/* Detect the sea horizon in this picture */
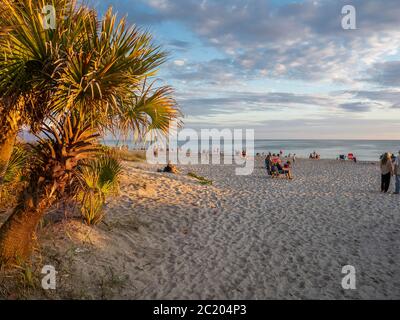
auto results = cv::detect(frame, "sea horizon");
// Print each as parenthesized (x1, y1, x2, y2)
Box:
(103, 139, 400, 162)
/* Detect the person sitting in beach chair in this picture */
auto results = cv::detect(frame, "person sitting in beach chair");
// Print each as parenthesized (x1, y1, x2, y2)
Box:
(269, 154, 280, 177)
(348, 153, 354, 161)
(269, 155, 292, 179)
(270, 160, 293, 179)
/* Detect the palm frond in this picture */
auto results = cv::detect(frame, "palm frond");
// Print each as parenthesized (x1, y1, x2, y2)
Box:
(31, 113, 100, 197)
(75, 150, 122, 225)
(2, 144, 29, 183)
(115, 83, 181, 139)
(0, 0, 95, 127)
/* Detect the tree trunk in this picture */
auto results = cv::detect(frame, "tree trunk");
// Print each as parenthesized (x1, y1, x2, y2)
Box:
(0, 178, 55, 266)
(0, 127, 19, 183)
(0, 205, 45, 265)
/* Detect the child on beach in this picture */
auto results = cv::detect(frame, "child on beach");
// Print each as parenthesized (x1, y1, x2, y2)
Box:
(283, 160, 293, 180)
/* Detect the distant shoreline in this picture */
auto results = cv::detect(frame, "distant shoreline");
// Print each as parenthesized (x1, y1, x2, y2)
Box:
(104, 139, 399, 162)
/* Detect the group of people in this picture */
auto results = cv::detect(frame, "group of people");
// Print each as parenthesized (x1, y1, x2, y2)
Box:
(309, 151, 320, 160)
(380, 151, 400, 194)
(162, 161, 180, 174)
(338, 154, 357, 163)
(265, 153, 293, 180)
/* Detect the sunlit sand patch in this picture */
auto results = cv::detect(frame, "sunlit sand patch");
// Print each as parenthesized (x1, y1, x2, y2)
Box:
(3, 158, 400, 299)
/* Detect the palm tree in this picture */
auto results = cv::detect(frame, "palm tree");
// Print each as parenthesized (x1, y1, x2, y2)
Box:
(0, 0, 171, 178)
(0, 0, 91, 181)
(76, 150, 123, 225)
(0, 113, 100, 263)
(0, 1, 180, 265)
(0, 0, 92, 184)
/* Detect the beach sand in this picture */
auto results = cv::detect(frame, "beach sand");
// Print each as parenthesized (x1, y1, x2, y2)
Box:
(1, 158, 400, 299)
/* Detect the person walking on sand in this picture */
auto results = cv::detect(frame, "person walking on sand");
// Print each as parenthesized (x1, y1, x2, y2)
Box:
(394, 151, 400, 194)
(380, 152, 393, 193)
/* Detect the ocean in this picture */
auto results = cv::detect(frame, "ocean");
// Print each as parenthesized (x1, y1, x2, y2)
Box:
(104, 139, 400, 162)
(253, 140, 400, 161)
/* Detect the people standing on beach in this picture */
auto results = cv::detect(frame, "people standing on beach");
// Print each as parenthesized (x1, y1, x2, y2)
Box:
(270, 154, 280, 175)
(265, 154, 272, 175)
(293, 154, 296, 164)
(276, 154, 283, 172)
(309, 152, 320, 160)
(380, 152, 393, 193)
(394, 151, 400, 195)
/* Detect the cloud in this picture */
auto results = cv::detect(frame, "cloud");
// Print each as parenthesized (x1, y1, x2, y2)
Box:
(131, 0, 400, 83)
(363, 61, 400, 87)
(87, 0, 400, 138)
(345, 89, 400, 108)
(339, 102, 374, 112)
(177, 90, 338, 117)
(167, 39, 192, 51)
(173, 59, 186, 66)
(167, 58, 245, 85)
(184, 117, 400, 140)
(89, 0, 400, 86)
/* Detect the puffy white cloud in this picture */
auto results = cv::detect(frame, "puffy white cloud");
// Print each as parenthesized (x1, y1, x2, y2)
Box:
(133, 0, 400, 83)
(88, 0, 400, 136)
(173, 59, 186, 66)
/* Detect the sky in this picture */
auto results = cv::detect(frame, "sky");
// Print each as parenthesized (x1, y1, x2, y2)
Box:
(87, 0, 400, 139)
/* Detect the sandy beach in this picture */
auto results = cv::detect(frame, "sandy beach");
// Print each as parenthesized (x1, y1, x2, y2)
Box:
(2, 157, 399, 299)
(2, 0, 400, 307)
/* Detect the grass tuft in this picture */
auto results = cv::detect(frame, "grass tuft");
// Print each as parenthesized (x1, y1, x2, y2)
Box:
(188, 172, 213, 185)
